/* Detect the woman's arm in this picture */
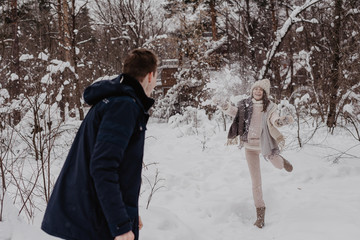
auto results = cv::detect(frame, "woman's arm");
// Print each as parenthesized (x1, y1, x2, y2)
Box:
(270, 107, 294, 127)
(221, 102, 238, 117)
(269, 108, 280, 126)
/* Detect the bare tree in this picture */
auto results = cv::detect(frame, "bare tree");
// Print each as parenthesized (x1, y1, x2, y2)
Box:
(143, 169, 165, 210)
(326, 0, 342, 130)
(10, 0, 19, 75)
(209, 0, 217, 40)
(0, 119, 15, 221)
(15, 93, 68, 203)
(56, 0, 90, 120)
(61, 0, 73, 63)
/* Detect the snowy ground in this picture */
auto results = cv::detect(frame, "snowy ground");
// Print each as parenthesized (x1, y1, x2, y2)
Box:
(1, 121, 360, 240)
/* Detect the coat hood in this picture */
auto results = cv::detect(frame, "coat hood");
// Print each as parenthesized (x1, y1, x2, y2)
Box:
(83, 74, 155, 111)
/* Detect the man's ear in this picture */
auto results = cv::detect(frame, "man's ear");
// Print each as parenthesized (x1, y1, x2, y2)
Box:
(148, 72, 153, 83)
(144, 72, 152, 83)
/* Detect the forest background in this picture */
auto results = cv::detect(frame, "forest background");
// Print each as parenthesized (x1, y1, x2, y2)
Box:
(0, 0, 359, 229)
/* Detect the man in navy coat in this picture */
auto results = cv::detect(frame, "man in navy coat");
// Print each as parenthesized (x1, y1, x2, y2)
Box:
(41, 49, 158, 240)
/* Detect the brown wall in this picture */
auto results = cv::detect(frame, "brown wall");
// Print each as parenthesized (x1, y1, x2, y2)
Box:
(161, 68, 177, 87)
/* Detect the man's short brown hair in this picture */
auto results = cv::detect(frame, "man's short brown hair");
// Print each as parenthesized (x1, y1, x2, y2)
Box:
(123, 49, 158, 82)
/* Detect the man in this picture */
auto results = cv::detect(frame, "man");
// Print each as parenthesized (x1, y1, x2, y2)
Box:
(41, 49, 158, 240)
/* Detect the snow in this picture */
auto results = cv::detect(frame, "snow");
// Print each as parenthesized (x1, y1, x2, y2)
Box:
(0, 89, 10, 100)
(41, 74, 53, 84)
(1, 118, 360, 240)
(38, 52, 49, 61)
(346, 8, 360, 16)
(204, 36, 228, 57)
(343, 104, 354, 115)
(294, 93, 310, 106)
(40, 60, 76, 84)
(295, 26, 304, 32)
(19, 54, 34, 62)
(310, 18, 319, 24)
(139, 122, 360, 240)
(47, 60, 74, 74)
(10, 73, 19, 81)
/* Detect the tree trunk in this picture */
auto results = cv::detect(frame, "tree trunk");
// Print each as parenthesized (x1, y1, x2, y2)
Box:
(10, 0, 21, 125)
(57, 0, 64, 57)
(270, 0, 278, 39)
(286, 1, 295, 96)
(209, 0, 217, 41)
(62, 0, 72, 63)
(10, 0, 19, 75)
(245, 0, 255, 62)
(326, 0, 342, 131)
(71, 0, 84, 120)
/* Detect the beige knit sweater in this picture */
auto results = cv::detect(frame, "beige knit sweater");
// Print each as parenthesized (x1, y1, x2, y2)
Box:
(245, 100, 263, 150)
(223, 99, 281, 150)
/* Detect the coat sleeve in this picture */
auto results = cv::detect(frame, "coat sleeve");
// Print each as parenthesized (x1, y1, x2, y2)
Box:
(268, 104, 294, 128)
(89, 97, 140, 237)
(223, 104, 239, 118)
(228, 107, 239, 139)
(269, 107, 280, 127)
(228, 99, 247, 139)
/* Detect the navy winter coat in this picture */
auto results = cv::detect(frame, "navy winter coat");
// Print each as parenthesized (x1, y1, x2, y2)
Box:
(41, 74, 154, 240)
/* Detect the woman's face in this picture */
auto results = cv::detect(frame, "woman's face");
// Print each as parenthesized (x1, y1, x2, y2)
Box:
(252, 87, 264, 101)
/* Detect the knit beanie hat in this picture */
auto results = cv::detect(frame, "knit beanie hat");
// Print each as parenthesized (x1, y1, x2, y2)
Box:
(250, 79, 271, 96)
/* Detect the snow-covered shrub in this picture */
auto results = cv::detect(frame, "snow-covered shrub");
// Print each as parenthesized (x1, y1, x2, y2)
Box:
(153, 65, 211, 120)
(168, 106, 218, 151)
(339, 84, 360, 141)
(279, 89, 325, 148)
(153, 63, 254, 124)
(169, 106, 216, 136)
(0, 91, 79, 222)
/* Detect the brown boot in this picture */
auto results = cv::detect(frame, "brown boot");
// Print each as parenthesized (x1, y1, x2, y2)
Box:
(282, 156, 293, 172)
(254, 207, 265, 228)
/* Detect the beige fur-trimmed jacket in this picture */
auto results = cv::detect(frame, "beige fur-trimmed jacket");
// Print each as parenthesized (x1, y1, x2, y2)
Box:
(223, 98, 290, 156)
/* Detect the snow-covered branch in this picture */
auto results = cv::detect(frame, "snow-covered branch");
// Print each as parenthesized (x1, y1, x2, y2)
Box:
(259, 0, 322, 80)
(204, 36, 228, 58)
(76, 38, 94, 45)
(345, 8, 360, 17)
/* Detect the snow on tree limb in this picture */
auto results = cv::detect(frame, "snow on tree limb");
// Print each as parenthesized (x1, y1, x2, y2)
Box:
(204, 36, 228, 57)
(258, 0, 322, 80)
(339, 81, 360, 109)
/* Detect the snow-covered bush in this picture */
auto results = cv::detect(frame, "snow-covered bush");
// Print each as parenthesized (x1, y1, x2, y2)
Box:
(153, 65, 211, 120)
(153, 63, 254, 125)
(279, 91, 324, 148)
(168, 106, 219, 150)
(0, 88, 79, 222)
(169, 106, 216, 136)
(339, 84, 360, 141)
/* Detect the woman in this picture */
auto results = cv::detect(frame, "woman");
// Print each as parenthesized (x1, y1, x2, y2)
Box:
(221, 78, 294, 228)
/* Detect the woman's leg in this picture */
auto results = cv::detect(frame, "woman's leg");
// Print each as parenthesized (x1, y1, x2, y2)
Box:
(268, 154, 284, 169)
(245, 148, 265, 208)
(268, 154, 293, 172)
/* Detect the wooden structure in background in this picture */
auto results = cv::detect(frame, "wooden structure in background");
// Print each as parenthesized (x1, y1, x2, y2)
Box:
(156, 59, 179, 96)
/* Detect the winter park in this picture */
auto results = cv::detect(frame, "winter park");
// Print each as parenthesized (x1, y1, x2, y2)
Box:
(1, 0, 360, 240)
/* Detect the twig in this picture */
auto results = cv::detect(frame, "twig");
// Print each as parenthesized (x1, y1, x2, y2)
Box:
(144, 169, 165, 210)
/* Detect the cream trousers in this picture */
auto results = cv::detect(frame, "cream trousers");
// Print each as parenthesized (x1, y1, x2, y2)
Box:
(245, 148, 284, 208)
